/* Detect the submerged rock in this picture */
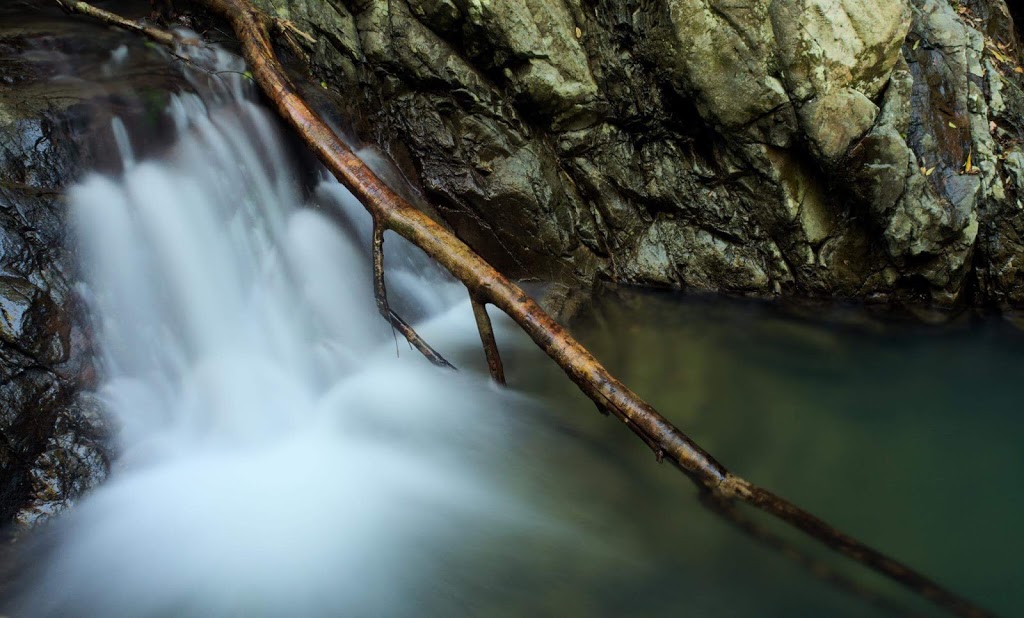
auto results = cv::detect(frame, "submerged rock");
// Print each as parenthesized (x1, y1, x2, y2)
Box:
(254, 0, 1024, 308)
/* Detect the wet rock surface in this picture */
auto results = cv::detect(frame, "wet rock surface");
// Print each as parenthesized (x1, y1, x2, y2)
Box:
(0, 1, 194, 530)
(255, 0, 1024, 307)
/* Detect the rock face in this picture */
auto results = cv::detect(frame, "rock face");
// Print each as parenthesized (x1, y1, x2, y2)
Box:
(258, 0, 1024, 307)
(0, 4, 183, 530)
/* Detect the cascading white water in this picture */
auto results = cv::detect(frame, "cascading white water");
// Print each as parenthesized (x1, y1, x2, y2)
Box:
(5, 43, 554, 617)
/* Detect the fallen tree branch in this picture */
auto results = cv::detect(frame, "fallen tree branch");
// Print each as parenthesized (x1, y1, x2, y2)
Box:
(697, 492, 916, 617)
(57, 0, 176, 46)
(62, 2, 994, 616)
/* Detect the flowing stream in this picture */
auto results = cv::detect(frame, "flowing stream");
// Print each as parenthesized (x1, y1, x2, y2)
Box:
(3, 28, 1023, 618)
(4, 42, 560, 617)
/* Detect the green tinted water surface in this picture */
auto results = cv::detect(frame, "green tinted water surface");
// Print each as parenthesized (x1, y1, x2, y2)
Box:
(468, 289, 1024, 617)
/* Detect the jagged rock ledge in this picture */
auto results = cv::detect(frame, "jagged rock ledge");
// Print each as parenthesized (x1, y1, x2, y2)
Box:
(250, 0, 1024, 310)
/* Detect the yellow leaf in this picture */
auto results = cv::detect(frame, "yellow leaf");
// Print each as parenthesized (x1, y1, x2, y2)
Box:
(913, 39, 920, 50)
(926, 166, 936, 176)
(575, 27, 582, 39)
(964, 148, 974, 174)
(948, 121, 958, 129)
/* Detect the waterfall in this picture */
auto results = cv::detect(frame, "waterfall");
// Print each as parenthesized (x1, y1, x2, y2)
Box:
(4, 42, 547, 617)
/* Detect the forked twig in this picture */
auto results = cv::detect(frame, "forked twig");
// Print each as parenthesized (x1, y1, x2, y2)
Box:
(372, 221, 454, 369)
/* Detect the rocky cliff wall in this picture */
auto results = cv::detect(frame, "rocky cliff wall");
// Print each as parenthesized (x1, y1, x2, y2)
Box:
(256, 0, 1024, 308)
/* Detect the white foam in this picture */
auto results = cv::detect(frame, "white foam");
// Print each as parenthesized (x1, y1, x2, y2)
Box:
(9, 47, 544, 617)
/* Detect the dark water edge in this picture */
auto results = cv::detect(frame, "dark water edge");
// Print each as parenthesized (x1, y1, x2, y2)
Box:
(471, 287, 1024, 617)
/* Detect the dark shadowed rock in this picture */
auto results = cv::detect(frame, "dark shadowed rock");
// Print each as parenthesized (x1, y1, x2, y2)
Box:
(0, 2, 193, 530)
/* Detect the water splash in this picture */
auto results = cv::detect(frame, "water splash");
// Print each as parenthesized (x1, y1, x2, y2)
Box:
(5, 44, 545, 617)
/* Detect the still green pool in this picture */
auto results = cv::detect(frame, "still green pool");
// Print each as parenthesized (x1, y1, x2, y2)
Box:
(462, 288, 1024, 617)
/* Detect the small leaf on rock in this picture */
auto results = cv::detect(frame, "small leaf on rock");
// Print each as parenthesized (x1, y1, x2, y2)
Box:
(964, 148, 977, 175)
